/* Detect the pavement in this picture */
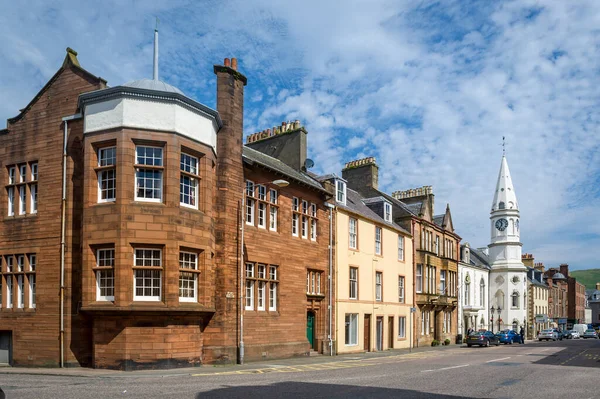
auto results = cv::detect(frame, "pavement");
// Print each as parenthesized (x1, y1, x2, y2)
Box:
(0, 340, 463, 378)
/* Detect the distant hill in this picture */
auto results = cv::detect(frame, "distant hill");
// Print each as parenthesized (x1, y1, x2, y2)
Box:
(570, 269, 600, 291)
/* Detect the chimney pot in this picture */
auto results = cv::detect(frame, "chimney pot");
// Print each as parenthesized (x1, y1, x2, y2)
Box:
(231, 58, 238, 70)
(224, 58, 231, 67)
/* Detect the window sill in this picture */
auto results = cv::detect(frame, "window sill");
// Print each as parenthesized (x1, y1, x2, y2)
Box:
(4, 213, 38, 221)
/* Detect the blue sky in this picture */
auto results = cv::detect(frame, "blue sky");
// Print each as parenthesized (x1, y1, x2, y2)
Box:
(2, 0, 600, 270)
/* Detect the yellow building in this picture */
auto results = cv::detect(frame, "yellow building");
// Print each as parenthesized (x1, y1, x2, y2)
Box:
(523, 254, 550, 338)
(320, 159, 414, 354)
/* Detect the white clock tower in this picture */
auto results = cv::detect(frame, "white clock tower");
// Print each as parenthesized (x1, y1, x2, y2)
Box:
(488, 155, 527, 332)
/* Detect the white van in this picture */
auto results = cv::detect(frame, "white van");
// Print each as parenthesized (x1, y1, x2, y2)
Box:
(572, 324, 588, 335)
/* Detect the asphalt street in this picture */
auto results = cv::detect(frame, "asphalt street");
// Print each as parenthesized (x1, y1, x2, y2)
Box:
(1, 338, 599, 399)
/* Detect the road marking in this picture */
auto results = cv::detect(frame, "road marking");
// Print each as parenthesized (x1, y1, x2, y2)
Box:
(486, 357, 511, 363)
(192, 348, 464, 377)
(421, 364, 469, 373)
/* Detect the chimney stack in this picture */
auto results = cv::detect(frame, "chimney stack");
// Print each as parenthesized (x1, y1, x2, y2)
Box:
(245, 120, 307, 171)
(342, 157, 379, 195)
(522, 253, 535, 268)
(559, 263, 569, 278)
(209, 57, 247, 361)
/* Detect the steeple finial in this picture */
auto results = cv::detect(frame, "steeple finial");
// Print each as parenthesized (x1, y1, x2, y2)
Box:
(502, 136, 506, 156)
(153, 18, 159, 81)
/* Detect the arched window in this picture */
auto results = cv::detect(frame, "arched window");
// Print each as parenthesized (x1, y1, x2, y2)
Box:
(510, 219, 515, 235)
(511, 291, 519, 308)
(480, 278, 485, 307)
(499, 201, 505, 210)
(495, 290, 505, 308)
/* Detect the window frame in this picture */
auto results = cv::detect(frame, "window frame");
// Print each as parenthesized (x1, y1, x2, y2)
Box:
(397, 235, 404, 261)
(269, 265, 278, 311)
(336, 180, 346, 205)
(349, 266, 358, 300)
(440, 270, 447, 295)
(416, 264, 423, 293)
(375, 271, 383, 302)
(398, 275, 405, 303)
(8, 166, 16, 185)
(18, 185, 26, 215)
(384, 202, 392, 223)
(180, 152, 200, 210)
(97, 146, 117, 203)
(179, 251, 199, 302)
(345, 313, 358, 346)
(95, 248, 115, 302)
(133, 248, 163, 301)
(7, 186, 14, 216)
(30, 183, 38, 213)
(375, 226, 382, 255)
(349, 217, 358, 249)
(398, 316, 406, 338)
(134, 145, 164, 203)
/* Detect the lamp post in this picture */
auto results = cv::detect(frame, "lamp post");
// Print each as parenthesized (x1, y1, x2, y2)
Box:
(490, 306, 495, 333)
(239, 178, 289, 365)
(497, 306, 502, 332)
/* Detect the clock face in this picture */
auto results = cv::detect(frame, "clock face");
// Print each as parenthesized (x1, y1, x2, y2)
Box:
(495, 218, 508, 231)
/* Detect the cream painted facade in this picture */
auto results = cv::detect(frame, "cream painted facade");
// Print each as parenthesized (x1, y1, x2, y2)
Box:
(335, 210, 413, 354)
(529, 283, 550, 337)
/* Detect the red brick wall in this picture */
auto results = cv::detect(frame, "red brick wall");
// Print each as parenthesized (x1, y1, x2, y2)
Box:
(0, 64, 105, 367)
(241, 170, 330, 360)
(92, 314, 203, 370)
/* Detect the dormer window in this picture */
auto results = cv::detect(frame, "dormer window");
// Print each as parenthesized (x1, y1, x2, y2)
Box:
(336, 180, 346, 205)
(384, 202, 392, 223)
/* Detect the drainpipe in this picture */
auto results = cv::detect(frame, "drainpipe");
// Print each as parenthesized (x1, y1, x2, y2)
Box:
(60, 113, 81, 368)
(411, 219, 416, 349)
(325, 203, 335, 356)
(239, 195, 245, 365)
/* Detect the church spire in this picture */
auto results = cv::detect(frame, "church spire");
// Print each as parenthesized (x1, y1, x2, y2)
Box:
(491, 155, 518, 213)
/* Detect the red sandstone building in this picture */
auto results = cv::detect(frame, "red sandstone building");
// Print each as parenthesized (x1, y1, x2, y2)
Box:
(0, 46, 331, 368)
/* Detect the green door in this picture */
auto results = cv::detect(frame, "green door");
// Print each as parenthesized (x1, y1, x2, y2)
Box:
(307, 312, 315, 348)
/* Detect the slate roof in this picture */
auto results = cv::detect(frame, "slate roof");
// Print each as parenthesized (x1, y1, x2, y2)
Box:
(526, 267, 548, 288)
(587, 289, 600, 302)
(405, 202, 422, 215)
(469, 247, 491, 269)
(362, 196, 389, 205)
(337, 188, 411, 236)
(433, 214, 444, 227)
(242, 146, 328, 194)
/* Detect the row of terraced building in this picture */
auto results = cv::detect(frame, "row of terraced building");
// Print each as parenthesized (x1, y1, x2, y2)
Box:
(0, 48, 461, 369)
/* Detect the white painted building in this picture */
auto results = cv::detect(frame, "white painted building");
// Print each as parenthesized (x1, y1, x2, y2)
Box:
(458, 243, 490, 335)
(488, 155, 528, 331)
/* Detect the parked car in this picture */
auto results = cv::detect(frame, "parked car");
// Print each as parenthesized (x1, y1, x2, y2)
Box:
(538, 329, 559, 341)
(466, 331, 500, 347)
(582, 329, 599, 339)
(553, 329, 564, 340)
(496, 330, 520, 344)
(565, 330, 580, 339)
